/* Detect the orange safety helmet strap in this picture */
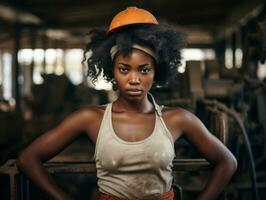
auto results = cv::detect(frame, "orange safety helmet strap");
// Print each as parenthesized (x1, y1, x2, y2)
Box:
(107, 7, 159, 34)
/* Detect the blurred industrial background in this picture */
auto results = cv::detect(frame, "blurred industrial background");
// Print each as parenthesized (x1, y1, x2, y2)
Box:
(0, 0, 266, 199)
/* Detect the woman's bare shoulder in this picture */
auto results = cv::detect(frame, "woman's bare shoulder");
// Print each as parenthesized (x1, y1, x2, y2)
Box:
(63, 104, 108, 131)
(162, 105, 192, 119)
(77, 104, 108, 119)
(75, 104, 109, 143)
(161, 106, 194, 139)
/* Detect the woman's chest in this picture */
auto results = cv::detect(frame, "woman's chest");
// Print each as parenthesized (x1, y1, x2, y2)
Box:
(111, 112, 156, 142)
(98, 135, 174, 172)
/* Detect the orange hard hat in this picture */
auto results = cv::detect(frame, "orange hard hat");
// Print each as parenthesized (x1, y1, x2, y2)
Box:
(107, 7, 159, 34)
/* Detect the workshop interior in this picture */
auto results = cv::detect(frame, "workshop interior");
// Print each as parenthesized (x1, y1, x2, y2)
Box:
(0, 0, 266, 199)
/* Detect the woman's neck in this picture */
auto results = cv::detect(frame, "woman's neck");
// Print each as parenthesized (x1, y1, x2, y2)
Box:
(113, 94, 154, 113)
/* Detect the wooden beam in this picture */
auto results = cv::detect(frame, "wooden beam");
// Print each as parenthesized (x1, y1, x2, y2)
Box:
(0, 4, 42, 24)
(215, 0, 264, 40)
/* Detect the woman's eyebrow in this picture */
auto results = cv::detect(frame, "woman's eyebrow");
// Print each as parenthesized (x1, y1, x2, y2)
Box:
(117, 63, 130, 67)
(139, 64, 150, 67)
(116, 63, 150, 67)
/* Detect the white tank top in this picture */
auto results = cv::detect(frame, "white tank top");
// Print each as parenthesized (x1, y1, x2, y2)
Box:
(94, 95, 175, 199)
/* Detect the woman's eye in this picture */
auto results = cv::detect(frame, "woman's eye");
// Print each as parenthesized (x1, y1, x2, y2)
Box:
(119, 67, 128, 73)
(140, 68, 151, 73)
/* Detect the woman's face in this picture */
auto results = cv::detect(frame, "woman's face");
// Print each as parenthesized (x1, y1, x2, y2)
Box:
(113, 48, 155, 100)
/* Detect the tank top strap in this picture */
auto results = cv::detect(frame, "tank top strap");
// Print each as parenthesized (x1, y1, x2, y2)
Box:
(94, 103, 112, 160)
(148, 93, 175, 147)
(148, 92, 162, 117)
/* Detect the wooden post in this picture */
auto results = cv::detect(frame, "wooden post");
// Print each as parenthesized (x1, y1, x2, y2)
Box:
(13, 23, 21, 111)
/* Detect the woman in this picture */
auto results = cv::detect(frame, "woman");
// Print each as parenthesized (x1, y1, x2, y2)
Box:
(17, 7, 237, 200)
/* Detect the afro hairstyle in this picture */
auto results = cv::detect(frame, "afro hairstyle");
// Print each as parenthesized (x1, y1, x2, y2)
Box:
(83, 22, 186, 89)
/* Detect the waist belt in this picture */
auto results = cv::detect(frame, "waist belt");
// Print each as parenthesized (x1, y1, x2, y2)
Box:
(99, 188, 174, 200)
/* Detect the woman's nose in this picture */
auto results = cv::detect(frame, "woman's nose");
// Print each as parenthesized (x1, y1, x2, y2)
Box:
(129, 72, 140, 84)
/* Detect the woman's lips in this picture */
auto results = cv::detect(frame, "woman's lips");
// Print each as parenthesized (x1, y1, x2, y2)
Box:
(126, 89, 142, 96)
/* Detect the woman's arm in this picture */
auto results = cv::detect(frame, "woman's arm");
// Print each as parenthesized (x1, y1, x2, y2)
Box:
(180, 110, 237, 200)
(17, 108, 96, 200)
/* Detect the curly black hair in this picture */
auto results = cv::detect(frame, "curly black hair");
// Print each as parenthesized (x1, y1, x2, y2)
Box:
(83, 22, 186, 89)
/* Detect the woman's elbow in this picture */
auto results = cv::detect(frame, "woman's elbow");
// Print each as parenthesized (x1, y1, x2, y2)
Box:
(17, 151, 28, 169)
(17, 150, 36, 170)
(217, 152, 238, 175)
(224, 154, 238, 175)
(230, 155, 238, 173)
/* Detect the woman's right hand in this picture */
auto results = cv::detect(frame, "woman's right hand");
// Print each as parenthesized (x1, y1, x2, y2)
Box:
(17, 107, 97, 200)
